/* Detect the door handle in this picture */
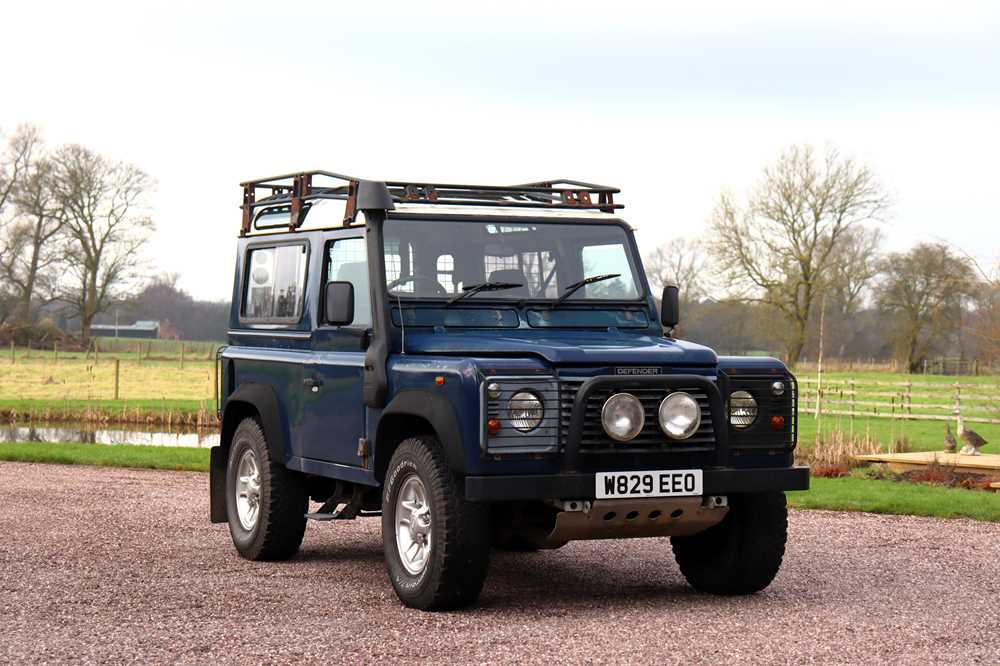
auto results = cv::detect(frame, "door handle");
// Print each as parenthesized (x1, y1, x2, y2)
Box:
(303, 376, 324, 393)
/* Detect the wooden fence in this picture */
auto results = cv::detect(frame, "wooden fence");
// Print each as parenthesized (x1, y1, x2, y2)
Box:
(800, 377, 1000, 425)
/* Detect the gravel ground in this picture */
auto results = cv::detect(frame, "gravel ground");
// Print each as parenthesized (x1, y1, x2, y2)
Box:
(1, 462, 998, 665)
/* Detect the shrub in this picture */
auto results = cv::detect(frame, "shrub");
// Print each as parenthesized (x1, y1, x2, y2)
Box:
(813, 464, 850, 478)
(797, 429, 912, 470)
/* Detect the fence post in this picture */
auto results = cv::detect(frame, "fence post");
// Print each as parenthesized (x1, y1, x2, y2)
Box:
(54, 341, 58, 364)
(849, 379, 855, 436)
(94, 338, 99, 365)
(114, 358, 120, 400)
(180, 344, 185, 369)
(906, 381, 912, 417)
(9, 340, 14, 365)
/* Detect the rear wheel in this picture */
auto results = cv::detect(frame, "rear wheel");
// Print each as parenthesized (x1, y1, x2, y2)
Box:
(382, 436, 491, 610)
(671, 492, 787, 595)
(226, 418, 307, 561)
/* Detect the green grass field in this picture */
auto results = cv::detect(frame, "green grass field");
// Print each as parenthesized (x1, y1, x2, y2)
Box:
(797, 413, 999, 453)
(1, 442, 998, 522)
(0, 398, 214, 426)
(788, 477, 1000, 522)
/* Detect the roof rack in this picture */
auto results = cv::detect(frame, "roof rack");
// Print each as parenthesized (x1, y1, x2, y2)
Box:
(239, 171, 622, 236)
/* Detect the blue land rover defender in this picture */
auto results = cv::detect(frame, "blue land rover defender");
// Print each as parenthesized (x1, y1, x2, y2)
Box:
(210, 171, 808, 610)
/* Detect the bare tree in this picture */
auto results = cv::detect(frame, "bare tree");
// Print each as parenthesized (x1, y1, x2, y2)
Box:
(709, 145, 889, 365)
(828, 226, 883, 317)
(878, 243, 976, 373)
(0, 125, 41, 323)
(645, 237, 708, 300)
(4, 154, 69, 320)
(51, 145, 154, 342)
(957, 255, 1000, 367)
(0, 125, 37, 222)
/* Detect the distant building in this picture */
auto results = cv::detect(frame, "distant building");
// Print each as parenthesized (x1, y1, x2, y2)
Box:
(90, 320, 160, 340)
(158, 319, 180, 340)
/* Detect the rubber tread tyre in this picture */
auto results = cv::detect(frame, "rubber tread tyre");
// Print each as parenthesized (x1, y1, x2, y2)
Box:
(226, 417, 307, 561)
(670, 491, 787, 595)
(382, 436, 491, 610)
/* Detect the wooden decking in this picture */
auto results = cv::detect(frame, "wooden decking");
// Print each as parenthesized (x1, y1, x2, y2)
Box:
(854, 451, 1000, 476)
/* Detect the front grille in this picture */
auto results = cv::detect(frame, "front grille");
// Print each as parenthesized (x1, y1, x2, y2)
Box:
(559, 378, 715, 452)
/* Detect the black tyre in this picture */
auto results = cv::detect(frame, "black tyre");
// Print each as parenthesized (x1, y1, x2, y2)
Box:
(671, 492, 787, 595)
(382, 436, 491, 610)
(226, 417, 307, 561)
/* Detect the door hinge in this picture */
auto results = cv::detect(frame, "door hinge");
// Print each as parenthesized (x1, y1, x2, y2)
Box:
(357, 437, 370, 469)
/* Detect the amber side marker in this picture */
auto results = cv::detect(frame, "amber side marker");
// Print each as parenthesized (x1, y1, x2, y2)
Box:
(487, 419, 502, 436)
(770, 415, 785, 431)
(435, 376, 445, 386)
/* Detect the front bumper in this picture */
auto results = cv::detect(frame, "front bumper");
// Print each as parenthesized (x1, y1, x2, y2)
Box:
(464, 465, 810, 502)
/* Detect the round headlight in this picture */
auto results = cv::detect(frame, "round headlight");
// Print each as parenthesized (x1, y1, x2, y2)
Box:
(658, 392, 701, 439)
(601, 393, 645, 441)
(729, 390, 758, 429)
(508, 391, 543, 432)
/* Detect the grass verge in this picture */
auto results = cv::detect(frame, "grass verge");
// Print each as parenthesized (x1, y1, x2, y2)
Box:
(0, 442, 210, 472)
(788, 476, 1000, 522)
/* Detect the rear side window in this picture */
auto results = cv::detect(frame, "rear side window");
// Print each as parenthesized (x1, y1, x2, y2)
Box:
(243, 244, 308, 321)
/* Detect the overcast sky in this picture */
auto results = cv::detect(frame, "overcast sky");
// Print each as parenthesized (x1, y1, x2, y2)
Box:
(2, 1, 998, 300)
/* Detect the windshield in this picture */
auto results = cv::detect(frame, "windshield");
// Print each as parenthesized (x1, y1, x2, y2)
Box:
(383, 219, 642, 302)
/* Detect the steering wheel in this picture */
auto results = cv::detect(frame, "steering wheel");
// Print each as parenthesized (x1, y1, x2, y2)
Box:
(387, 275, 447, 296)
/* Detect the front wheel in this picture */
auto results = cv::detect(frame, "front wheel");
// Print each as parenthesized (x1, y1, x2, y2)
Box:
(382, 437, 490, 610)
(671, 491, 787, 595)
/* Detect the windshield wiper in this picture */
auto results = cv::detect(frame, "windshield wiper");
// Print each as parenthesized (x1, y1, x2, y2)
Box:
(550, 273, 621, 308)
(446, 281, 523, 306)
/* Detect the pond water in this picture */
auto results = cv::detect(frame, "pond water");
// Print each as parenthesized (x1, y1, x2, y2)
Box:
(2, 422, 219, 448)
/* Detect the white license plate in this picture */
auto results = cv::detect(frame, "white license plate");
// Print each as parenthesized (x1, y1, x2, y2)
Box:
(595, 469, 703, 499)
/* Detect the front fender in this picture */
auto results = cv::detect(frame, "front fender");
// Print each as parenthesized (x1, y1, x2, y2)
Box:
(378, 389, 465, 476)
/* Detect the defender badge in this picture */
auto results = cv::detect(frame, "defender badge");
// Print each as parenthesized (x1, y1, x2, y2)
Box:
(615, 367, 661, 376)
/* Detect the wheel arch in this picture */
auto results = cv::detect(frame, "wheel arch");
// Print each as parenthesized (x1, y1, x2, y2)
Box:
(211, 383, 291, 523)
(221, 383, 290, 463)
(375, 390, 466, 482)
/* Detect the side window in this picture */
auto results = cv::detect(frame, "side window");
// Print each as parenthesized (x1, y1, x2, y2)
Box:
(326, 237, 371, 327)
(243, 244, 307, 321)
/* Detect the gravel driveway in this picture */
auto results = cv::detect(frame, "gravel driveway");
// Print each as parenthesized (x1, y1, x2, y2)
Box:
(1, 462, 998, 665)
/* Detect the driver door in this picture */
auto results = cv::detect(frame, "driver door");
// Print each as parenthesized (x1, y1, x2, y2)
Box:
(295, 234, 371, 466)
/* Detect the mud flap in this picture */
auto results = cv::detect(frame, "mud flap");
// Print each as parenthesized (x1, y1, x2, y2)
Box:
(209, 446, 227, 523)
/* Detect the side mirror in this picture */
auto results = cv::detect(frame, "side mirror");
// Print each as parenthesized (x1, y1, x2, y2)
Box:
(660, 285, 679, 329)
(324, 281, 355, 326)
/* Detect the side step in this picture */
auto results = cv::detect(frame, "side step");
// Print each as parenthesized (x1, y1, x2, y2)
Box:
(305, 509, 382, 521)
(305, 487, 380, 521)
